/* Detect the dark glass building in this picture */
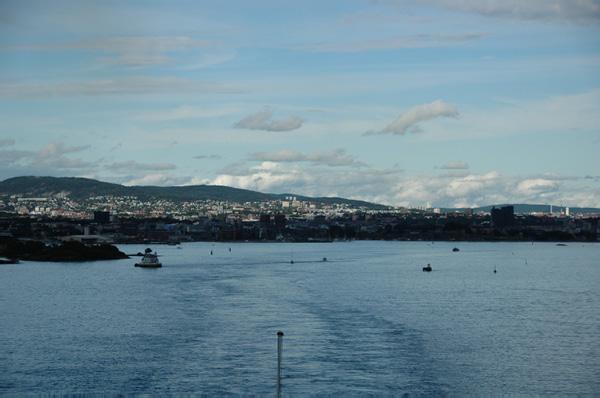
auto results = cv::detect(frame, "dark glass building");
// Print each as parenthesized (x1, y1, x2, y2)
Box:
(491, 206, 514, 228)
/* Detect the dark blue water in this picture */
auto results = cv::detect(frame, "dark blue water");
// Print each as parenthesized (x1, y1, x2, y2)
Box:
(1, 241, 599, 395)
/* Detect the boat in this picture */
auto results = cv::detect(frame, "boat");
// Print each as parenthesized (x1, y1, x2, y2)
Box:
(423, 263, 432, 272)
(453, 247, 460, 252)
(135, 248, 162, 268)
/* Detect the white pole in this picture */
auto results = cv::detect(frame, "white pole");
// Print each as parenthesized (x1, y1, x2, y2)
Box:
(277, 331, 284, 397)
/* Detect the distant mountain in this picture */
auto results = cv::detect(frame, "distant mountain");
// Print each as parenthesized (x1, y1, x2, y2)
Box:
(1, 176, 142, 200)
(0, 176, 390, 209)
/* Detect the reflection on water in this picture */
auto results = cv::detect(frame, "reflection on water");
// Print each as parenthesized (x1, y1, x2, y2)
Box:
(1, 241, 599, 394)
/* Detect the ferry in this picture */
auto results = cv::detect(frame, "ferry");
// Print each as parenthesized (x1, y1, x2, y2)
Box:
(135, 249, 162, 268)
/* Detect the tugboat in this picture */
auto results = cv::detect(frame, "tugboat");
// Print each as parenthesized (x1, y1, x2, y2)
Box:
(423, 263, 432, 272)
(135, 248, 162, 268)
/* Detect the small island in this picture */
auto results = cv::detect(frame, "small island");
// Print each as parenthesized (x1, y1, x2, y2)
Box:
(1, 239, 129, 262)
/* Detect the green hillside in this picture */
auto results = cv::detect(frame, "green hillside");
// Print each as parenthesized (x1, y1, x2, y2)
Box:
(0, 176, 389, 209)
(0, 176, 275, 203)
(0, 176, 133, 199)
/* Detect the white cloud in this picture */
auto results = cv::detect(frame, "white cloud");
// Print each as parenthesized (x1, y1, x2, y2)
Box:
(36, 142, 91, 160)
(212, 162, 404, 199)
(248, 148, 367, 167)
(122, 173, 189, 187)
(0, 142, 98, 178)
(194, 154, 222, 160)
(365, 100, 459, 135)
(439, 173, 495, 198)
(14, 142, 96, 171)
(234, 111, 304, 131)
(387, 171, 582, 208)
(183, 176, 212, 186)
(234, 111, 304, 132)
(516, 178, 562, 197)
(210, 162, 600, 208)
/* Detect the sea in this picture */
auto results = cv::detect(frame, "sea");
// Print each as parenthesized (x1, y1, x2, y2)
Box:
(1, 241, 599, 395)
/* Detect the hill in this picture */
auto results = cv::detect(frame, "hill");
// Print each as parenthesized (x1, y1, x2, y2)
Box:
(0, 176, 390, 209)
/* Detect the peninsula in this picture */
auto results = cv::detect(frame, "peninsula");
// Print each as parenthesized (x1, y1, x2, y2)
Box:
(2, 239, 128, 262)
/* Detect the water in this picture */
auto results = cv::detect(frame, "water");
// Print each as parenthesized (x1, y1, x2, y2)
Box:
(1, 241, 599, 395)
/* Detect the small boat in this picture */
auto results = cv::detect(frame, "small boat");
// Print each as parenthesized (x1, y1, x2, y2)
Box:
(135, 249, 162, 268)
(452, 247, 459, 252)
(423, 263, 432, 272)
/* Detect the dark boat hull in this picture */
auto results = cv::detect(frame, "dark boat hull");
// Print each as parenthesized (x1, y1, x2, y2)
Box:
(135, 263, 162, 268)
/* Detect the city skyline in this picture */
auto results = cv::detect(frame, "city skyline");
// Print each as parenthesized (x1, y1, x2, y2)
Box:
(1, 1, 599, 208)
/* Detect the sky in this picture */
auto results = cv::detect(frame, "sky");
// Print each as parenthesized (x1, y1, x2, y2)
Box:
(1, 0, 599, 208)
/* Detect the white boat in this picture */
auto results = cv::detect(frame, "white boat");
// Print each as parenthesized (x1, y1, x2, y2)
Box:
(135, 249, 162, 268)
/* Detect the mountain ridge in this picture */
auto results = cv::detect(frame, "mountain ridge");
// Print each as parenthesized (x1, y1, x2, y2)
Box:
(0, 176, 390, 210)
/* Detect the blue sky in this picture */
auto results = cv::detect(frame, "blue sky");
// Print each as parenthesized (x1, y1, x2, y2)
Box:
(1, 0, 599, 208)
